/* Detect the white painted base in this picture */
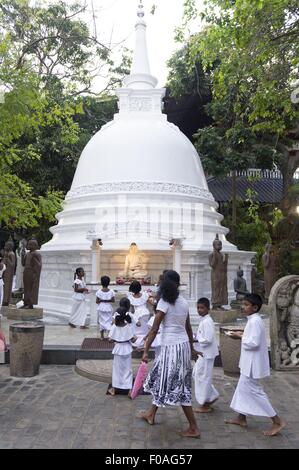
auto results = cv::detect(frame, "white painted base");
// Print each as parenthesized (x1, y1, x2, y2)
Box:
(39, 248, 254, 326)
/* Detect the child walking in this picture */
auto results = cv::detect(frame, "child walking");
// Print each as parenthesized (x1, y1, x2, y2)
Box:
(108, 307, 136, 396)
(69, 267, 89, 329)
(193, 297, 219, 413)
(96, 276, 115, 339)
(225, 293, 285, 436)
(127, 280, 150, 347)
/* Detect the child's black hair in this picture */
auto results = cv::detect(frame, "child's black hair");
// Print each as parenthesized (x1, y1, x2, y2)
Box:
(244, 293, 263, 311)
(114, 306, 132, 326)
(119, 297, 130, 310)
(197, 297, 210, 310)
(101, 275, 110, 288)
(160, 270, 180, 305)
(129, 280, 142, 294)
(74, 267, 84, 280)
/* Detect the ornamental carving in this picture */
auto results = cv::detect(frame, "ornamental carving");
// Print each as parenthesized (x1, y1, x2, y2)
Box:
(66, 181, 215, 201)
(129, 98, 152, 112)
(269, 275, 299, 370)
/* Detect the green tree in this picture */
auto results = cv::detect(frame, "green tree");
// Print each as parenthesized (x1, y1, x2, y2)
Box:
(0, 0, 126, 241)
(179, 0, 299, 208)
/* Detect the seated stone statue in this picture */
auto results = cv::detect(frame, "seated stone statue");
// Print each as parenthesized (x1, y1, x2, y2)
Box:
(234, 268, 249, 301)
(119, 243, 147, 279)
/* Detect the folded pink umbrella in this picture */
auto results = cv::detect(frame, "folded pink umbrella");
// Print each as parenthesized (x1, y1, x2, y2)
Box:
(130, 361, 148, 400)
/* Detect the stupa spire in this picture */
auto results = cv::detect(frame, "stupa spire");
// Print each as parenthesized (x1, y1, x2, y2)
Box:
(123, 1, 158, 89)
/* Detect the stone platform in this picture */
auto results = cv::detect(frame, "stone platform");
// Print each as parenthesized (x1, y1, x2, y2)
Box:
(75, 359, 143, 383)
(2, 306, 43, 321)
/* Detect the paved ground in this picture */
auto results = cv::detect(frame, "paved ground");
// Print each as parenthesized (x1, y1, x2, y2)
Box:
(0, 364, 298, 449)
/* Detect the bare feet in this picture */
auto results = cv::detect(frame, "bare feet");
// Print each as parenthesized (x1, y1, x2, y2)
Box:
(107, 387, 115, 396)
(138, 410, 155, 425)
(263, 421, 286, 436)
(194, 405, 212, 413)
(205, 397, 219, 405)
(225, 418, 248, 428)
(178, 427, 201, 439)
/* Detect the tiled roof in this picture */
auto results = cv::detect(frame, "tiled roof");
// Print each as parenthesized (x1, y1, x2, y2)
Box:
(207, 176, 298, 203)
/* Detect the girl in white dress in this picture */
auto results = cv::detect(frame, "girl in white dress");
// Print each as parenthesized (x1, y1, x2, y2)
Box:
(96, 276, 115, 339)
(69, 267, 89, 329)
(108, 307, 136, 396)
(0, 257, 6, 308)
(127, 280, 150, 348)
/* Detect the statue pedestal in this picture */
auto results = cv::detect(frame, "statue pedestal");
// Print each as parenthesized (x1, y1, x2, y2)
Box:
(3, 306, 43, 321)
(230, 300, 242, 311)
(210, 309, 242, 324)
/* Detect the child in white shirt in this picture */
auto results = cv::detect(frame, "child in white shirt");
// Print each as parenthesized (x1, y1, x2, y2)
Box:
(96, 276, 115, 339)
(108, 307, 136, 396)
(225, 293, 285, 436)
(193, 297, 219, 413)
(69, 267, 89, 329)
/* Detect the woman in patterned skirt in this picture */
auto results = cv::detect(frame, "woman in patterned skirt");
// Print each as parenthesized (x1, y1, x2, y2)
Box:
(141, 270, 200, 438)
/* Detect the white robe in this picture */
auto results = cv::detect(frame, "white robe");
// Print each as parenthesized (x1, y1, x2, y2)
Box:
(230, 313, 275, 417)
(96, 288, 114, 332)
(230, 374, 276, 417)
(193, 356, 219, 405)
(69, 279, 88, 326)
(109, 323, 134, 390)
(193, 315, 219, 405)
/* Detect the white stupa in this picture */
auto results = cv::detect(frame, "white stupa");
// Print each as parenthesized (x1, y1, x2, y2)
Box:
(39, 4, 253, 323)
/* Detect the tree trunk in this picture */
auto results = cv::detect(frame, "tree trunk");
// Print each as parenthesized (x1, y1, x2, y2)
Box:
(231, 171, 237, 243)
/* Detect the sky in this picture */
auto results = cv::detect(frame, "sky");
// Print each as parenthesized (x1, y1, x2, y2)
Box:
(77, 0, 205, 90)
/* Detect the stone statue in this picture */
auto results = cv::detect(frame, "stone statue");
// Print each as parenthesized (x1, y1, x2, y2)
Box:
(2, 240, 16, 306)
(209, 235, 228, 310)
(15, 239, 27, 292)
(119, 242, 147, 279)
(21, 238, 42, 309)
(279, 340, 291, 366)
(262, 243, 277, 301)
(234, 268, 249, 301)
(269, 275, 299, 370)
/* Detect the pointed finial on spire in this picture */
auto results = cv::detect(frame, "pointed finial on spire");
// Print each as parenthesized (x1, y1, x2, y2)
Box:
(137, 1, 144, 18)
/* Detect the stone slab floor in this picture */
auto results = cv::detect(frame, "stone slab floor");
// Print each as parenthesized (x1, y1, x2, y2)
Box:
(0, 364, 298, 449)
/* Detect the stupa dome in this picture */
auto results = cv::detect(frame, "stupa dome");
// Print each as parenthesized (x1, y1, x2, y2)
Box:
(71, 117, 209, 190)
(39, 3, 254, 324)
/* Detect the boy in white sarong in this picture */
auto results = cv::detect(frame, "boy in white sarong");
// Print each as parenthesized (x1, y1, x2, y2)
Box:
(193, 298, 219, 413)
(225, 293, 285, 436)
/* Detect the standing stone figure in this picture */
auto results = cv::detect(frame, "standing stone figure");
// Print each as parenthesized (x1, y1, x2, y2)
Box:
(2, 240, 16, 306)
(15, 239, 27, 292)
(209, 235, 228, 310)
(262, 243, 277, 301)
(234, 268, 249, 301)
(21, 239, 42, 309)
